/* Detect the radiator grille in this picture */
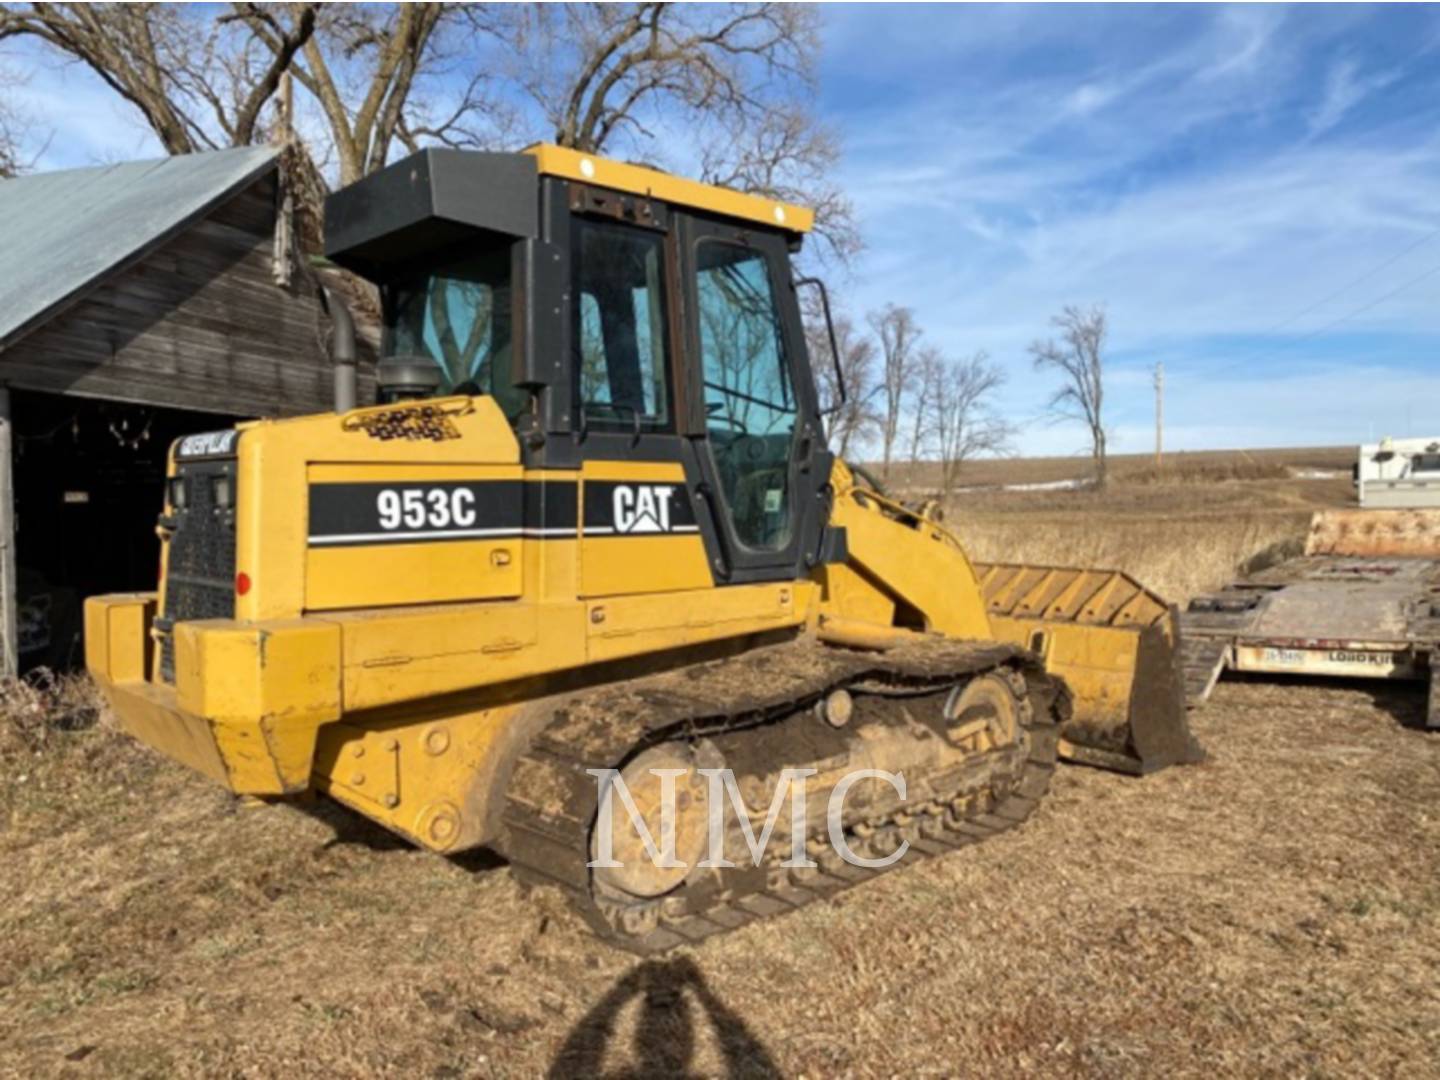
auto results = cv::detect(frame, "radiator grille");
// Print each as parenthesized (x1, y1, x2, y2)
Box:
(159, 457, 237, 682)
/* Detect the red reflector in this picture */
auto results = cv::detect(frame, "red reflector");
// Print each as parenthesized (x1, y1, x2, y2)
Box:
(235, 572, 252, 596)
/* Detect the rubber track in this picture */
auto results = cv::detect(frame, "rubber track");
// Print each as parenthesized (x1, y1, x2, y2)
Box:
(501, 636, 1067, 953)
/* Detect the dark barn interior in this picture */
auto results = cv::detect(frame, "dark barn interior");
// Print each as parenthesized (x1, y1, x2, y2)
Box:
(12, 392, 240, 668)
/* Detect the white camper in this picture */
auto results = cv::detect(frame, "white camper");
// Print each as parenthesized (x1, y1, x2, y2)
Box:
(1357, 437, 1440, 508)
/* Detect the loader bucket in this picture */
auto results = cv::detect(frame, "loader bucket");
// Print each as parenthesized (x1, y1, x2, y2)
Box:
(1305, 508, 1440, 558)
(973, 563, 1205, 775)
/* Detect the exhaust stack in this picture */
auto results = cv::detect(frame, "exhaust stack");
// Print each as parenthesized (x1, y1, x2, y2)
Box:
(320, 286, 357, 413)
(375, 356, 443, 403)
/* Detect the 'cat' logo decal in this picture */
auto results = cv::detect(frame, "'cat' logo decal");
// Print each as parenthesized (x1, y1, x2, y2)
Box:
(613, 484, 676, 534)
(585, 481, 700, 537)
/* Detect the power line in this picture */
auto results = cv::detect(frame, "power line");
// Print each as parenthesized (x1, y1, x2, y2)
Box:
(1193, 221, 1440, 378)
(1208, 256, 1440, 377)
(1153, 361, 1163, 467)
(1247, 224, 1440, 341)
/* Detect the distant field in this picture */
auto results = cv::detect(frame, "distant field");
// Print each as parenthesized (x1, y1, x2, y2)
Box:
(873, 445, 1357, 604)
(878, 444, 1354, 492)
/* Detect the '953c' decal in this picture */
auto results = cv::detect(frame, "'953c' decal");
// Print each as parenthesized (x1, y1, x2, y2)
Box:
(307, 479, 699, 546)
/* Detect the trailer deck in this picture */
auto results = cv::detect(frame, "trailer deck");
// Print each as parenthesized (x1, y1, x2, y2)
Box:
(1180, 509, 1440, 727)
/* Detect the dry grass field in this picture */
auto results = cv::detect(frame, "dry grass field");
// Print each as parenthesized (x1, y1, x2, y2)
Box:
(888, 444, 1353, 492)
(901, 445, 1357, 605)
(4, 444, 1438, 1078)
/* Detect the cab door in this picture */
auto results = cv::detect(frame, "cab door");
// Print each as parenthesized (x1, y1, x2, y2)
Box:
(680, 216, 831, 582)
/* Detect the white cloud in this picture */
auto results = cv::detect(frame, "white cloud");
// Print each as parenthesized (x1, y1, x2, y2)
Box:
(1308, 59, 1401, 137)
(1195, 7, 1283, 82)
(1063, 81, 1124, 117)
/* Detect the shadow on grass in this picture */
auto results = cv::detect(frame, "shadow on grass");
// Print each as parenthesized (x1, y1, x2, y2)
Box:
(549, 956, 780, 1079)
(287, 795, 512, 873)
(287, 797, 413, 853)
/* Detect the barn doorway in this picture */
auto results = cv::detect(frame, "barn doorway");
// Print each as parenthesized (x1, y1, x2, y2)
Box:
(12, 390, 240, 670)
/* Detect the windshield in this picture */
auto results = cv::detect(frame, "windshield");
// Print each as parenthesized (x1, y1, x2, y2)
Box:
(695, 240, 797, 551)
(387, 246, 527, 419)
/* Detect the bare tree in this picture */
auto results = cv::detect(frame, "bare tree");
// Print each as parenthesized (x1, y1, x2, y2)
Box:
(498, 3, 855, 261)
(0, 62, 37, 177)
(3, 1, 853, 263)
(868, 303, 921, 483)
(505, 3, 813, 153)
(907, 345, 942, 467)
(807, 311, 878, 459)
(1030, 304, 1108, 488)
(0, 3, 317, 154)
(929, 351, 1013, 501)
(0, 110, 17, 178)
(1, 4, 509, 189)
(700, 105, 859, 265)
(244, 3, 507, 186)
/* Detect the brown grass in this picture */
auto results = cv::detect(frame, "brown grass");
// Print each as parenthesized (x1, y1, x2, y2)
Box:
(918, 450, 1358, 604)
(883, 444, 1354, 492)
(953, 511, 1304, 607)
(1121, 458, 1293, 485)
(3, 677, 1437, 1077)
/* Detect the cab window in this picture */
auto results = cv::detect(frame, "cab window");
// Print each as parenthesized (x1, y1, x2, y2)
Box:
(573, 219, 673, 432)
(387, 246, 527, 418)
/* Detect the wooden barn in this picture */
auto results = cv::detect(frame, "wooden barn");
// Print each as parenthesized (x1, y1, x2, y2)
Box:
(0, 146, 375, 674)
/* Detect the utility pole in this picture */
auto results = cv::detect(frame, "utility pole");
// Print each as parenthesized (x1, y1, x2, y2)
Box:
(1153, 361, 1164, 469)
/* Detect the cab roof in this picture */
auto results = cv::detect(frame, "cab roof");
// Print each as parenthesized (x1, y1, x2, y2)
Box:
(324, 144, 814, 280)
(524, 143, 814, 235)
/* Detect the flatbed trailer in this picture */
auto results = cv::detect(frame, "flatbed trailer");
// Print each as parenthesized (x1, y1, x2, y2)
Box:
(1180, 509, 1440, 728)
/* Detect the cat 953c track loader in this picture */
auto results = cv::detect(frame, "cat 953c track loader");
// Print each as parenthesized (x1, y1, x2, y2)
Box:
(86, 145, 1201, 951)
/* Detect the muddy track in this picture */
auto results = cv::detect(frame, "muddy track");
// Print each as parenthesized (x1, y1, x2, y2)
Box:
(501, 636, 1068, 953)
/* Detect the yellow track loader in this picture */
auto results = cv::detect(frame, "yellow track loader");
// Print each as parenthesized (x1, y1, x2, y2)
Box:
(86, 145, 1200, 951)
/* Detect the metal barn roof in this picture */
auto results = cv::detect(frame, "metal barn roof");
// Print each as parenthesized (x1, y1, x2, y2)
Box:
(0, 145, 279, 350)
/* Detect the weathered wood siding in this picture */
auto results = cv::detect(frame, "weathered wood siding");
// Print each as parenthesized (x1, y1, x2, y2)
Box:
(0, 173, 376, 418)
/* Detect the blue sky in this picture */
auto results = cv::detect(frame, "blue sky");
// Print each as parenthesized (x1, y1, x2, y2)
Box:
(6, 4, 1440, 455)
(819, 4, 1440, 455)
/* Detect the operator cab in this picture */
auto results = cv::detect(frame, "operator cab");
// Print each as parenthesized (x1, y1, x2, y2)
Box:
(324, 145, 838, 584)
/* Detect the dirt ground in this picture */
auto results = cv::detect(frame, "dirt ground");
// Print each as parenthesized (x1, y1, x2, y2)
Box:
(3, 673, 1437, 1078)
